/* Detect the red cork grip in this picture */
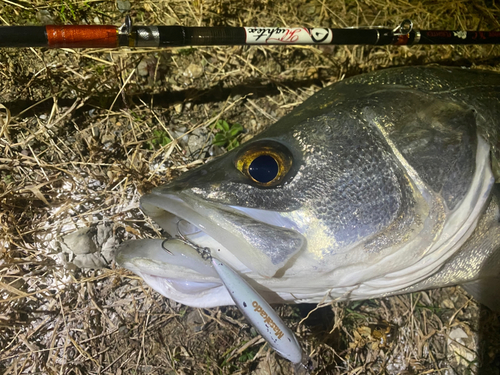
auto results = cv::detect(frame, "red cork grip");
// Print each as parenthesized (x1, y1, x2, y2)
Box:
(46, 25, 118, 48)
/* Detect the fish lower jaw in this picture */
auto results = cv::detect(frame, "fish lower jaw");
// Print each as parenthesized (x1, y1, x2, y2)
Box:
(135, 271, 306, 308)
(116, 237, 247, 307)
(139, 272, 233, 308)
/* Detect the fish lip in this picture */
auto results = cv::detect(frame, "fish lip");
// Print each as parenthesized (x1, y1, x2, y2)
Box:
(115, 237, 228, 306)
(115, 238, 219, 280)
(138, 191, 251, 272)
(138, 189, 306, 278)
(115, 239, 234, 307)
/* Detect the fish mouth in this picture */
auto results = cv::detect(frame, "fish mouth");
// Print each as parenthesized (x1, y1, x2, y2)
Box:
(116, 190, 306, 307)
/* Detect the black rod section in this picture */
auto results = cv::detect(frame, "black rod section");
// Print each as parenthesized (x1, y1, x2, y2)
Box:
(418, 30, 500, 45)
(0, 26, 48, 47)
(134, 26, 500, 47)
(133, 26, 399, 47)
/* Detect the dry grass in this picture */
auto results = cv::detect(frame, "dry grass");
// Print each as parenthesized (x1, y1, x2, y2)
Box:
(1, 0, 500, 374)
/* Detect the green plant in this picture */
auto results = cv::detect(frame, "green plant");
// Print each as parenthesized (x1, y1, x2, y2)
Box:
(2, 174, 13, 184)
(177, 48, 196, 56)
(178, 307, 188, 318)
(146, 129, 171, 150)
(212, 120, 243, 151)
(238, 347, 258, 362)
(60, 0, 77, 22)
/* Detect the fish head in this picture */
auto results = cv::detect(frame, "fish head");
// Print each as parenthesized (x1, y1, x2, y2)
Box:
(116, 67, 495, 308)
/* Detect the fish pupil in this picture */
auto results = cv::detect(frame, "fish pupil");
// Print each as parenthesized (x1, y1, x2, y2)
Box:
(248, 155, 278, 183)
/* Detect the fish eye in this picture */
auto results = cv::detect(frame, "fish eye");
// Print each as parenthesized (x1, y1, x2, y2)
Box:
(235, 141, 292, 187)
(249, 155, 279, 183)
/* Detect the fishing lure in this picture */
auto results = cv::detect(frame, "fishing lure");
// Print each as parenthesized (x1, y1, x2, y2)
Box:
(211, 254, 304, 364)
(162, 223, 306, 365)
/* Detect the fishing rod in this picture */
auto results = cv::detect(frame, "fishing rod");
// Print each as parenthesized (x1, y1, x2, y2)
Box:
(1, 17, 500, 49)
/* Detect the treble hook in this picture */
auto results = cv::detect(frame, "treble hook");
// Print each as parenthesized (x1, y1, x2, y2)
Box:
(170, 219, 213, 261)
(175, 219, 190, 243)
(161, 239, 174, 255)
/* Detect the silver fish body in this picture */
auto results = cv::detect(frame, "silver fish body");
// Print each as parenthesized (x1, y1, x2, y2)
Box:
(117, 66, 500, 310)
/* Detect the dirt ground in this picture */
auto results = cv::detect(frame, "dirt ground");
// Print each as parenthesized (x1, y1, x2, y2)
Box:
(1, 0, 500, 374)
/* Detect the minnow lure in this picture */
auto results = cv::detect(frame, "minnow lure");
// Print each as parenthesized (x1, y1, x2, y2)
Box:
(162, 225, 305, 365)
(211, 254, 304, 364)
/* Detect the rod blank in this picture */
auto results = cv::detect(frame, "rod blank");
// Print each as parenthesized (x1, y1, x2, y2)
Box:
(1, 21, 500, 49)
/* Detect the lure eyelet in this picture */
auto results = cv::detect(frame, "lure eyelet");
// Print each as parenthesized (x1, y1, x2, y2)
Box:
(234, 141, 293, 187)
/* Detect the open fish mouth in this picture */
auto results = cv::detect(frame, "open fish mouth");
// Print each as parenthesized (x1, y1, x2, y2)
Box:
(116, 190, 306, 307)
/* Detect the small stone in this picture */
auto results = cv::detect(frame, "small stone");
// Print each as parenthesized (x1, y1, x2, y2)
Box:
(185, 309, 205, 333)
(116, 0, 131, 13)
(174, 103, 183, 114)
(73, 253, 107, 269)
(61, 228, 97, 255)
(137, 60, 149, 76)
(164, 16, 178, 26)
(183, 63, 203, 79)
(253, 352, 281, 375)
(441, 298, 455, 309)
(447, 326, 476, 366)
(419, 291, 432, 306)
(306, 67, 319, 79)
(305, 5, 316, 14)
(101, 133, 115, 144)
(36, 10, 54, 25)
(58, 224, 115, 269)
